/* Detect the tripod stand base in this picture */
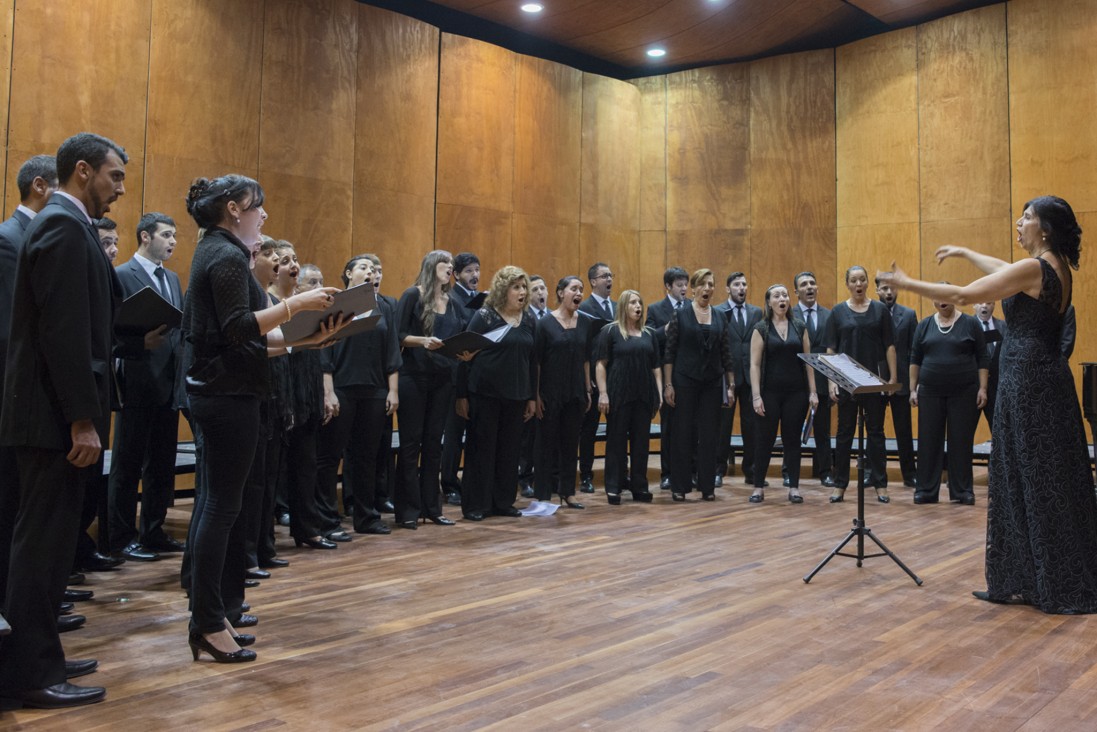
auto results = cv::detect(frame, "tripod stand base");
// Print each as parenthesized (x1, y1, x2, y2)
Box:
(803, 518, 923, 585)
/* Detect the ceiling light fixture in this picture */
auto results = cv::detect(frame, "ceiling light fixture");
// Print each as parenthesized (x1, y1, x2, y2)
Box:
(647, 48, 667, 58)
(520, 3, 543, 12)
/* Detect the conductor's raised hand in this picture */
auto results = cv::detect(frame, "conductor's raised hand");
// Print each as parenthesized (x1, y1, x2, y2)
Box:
(875, 262, 908, 292)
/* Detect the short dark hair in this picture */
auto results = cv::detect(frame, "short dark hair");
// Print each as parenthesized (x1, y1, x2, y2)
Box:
(16, 155, 57, 200)
(95, 217, 117, 231)
(587, 262, 609, 281)
(185, 175, 264, 230)
(342, 254, 372, 287)
(663, 266, 688, 288)
(136, 212, 175, 246)
(793, 271, 815, 290)
(56, 133, 128, 185)
(454, 252, 480, 273)
(726, 271, 745, 287)
(529, 274, 545, 284)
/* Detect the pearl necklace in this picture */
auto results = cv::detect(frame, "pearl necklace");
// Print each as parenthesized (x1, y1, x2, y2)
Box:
(934, 312, 957, 334)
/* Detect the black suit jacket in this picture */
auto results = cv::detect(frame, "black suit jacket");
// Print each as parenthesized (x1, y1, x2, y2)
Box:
(0, 194, 120, 450)
(580, 294, 615, 321)
(449, 285, 478, 328)
(645, 296, 689, 354)
(0, 209, 32, 383)
(717, 300, 763, 387)
(114, 256, 185, 409)
(888, 302, 917, 395)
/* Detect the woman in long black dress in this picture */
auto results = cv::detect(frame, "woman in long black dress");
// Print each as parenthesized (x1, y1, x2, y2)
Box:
(824, 265, 897, 504)
(880, 195, 1097, 614)
(533, 276, 593, 509)
(394, 250, 460, 529)
(595, 289, 661, 505)
(748, 284, 818, 503)
(663, 269, 735, 502)
(456, 266, 538, 521)
(908, 296, 988, 505)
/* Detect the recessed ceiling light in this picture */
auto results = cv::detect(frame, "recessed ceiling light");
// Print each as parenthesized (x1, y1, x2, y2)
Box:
(647, 48, 667, 58)
(520, 3, 543, 12)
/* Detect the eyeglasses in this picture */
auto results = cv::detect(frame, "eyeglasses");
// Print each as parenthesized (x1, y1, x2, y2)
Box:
(594, 272, 614, 280)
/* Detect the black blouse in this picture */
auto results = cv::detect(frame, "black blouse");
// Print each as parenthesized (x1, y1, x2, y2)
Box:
(534, 313, 593, 405)
(319, 297, 402, 399)
(457, 307, 537, 401)
(910, 313, 988, 395)
(823, 300, 895, 380)
(664, 305, 735, 382)
(594, 325, 660, 408)
(753, 320, 808, 393)
(395, 285, 460, 378)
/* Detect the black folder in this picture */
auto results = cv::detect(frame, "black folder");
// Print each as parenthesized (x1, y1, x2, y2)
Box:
(114, 286, 182, 336)
(281, 282, 377, 343)
(436, 330, 500, 359)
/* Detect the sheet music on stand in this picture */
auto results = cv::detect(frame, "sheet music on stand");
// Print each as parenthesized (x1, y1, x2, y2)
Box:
(798, 353, 900, 396)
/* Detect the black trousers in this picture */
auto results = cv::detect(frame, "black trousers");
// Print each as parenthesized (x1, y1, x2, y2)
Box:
(316, 393, 386, 533)
(606, 399, 654, 496)
(535, 398, 585, 501)
(657, 401, 674, 479)
(753, 390, 809, 488)
(244, 419, 280, 569)
(74, 456, 109, 565)
(578, 386, 603, 480)
(440, 406, 467, 496)
(187, 394, 259, 635)
(883, 393, 916, 483)
(518, 417, 537, 487)
(464, 394, 525, 515)
(395, 373, 452, 522)
(834, 393, 887, 489)
(717, 380, 756, 480)
(0, 447, 86, 693)
(916, 383, 979, 500)
(280, 417, 326, 540)
(671, 374, 722, 495)
(107, 404, 179, 550)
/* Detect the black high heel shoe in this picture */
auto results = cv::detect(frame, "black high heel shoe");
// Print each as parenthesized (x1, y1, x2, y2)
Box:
(425, 516, 456, 526)
(875, 487, 890, 504)
(230, 633, 256, 647)
(395, 520, 418, 530)
(294, 536, 337, 550)
(562, 497, 585, 509)
(188, 632, 257, 663)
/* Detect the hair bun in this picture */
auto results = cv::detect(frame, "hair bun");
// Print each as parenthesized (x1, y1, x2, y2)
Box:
(187, 178, 211, 202)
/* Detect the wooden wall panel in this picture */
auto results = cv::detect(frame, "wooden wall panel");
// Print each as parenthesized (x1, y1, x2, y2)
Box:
(354, 5, 438, 290)
(580, 73, 641, 292)
(258, 0, 357, 286)
(749, 50, 836, 303)
(144, 0, 264, 289)
(6, 0, 151, 242)
(436, 34, 516, 271)
(0, 0, 14, 210)
(512, 213, 580, 286)
(634, 75, 667, 305)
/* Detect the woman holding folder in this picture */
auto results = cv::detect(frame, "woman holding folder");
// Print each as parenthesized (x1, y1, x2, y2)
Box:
(393, 251, 461, 528)
(747, 284, 818, 503)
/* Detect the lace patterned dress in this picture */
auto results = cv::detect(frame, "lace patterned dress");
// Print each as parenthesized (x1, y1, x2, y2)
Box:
(985, 258, 1097, 613)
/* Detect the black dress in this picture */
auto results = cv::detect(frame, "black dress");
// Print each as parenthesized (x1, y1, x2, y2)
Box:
(984, 258, 1097, 613)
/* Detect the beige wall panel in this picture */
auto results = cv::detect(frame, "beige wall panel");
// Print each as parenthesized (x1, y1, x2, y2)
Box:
(259, 0, 358, 287)
(511, 213, 579, 285)
(354, 188, 435, 290)
(749, 50, 836, 231)
(6, 0, 151, 237)
(918, 5, 1009, 223)
(750, 228, 837, 307)
(638, 229, 667, 307)
(667, 229, 749, 288)
(1008, 0, 1097, 213)
(835, 28, 919, 229)
(836, 223, 919, 300)
(580, 224, 639, 297)
(437, 34, 515, 212)
(513, 56, 582, 221)
(0, 0, 14, 209)
(666, 64, 750, 232)
(581, 73, 641, 230)
(436, 203, 512, 277)
(634, 75, 667, 233)
(144, 0, 264, 287)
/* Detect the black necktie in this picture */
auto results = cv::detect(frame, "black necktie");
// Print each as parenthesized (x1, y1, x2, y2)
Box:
(154, 266, 171, 305)
(536, 309, 545, 320)
(805, 307, 815, 338)
(602, 299, 612, 318)
(736, 305, 744, 328)
(674, 300, 681, 310)
(982, 320, 989, 330)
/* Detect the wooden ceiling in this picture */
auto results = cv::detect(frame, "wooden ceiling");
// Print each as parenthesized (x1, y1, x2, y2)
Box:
(359, 0, 1000, 78)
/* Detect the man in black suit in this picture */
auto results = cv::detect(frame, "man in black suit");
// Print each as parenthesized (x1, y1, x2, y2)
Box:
(876, 275, 917, 487)
(716, 272, 762, 485)
(788, 271, 835, 486)
(974, 301, 1007, 436)
(644, 266, 689, 489)
(577, 262, 615, 492)
(107, 212, 186, 562)
(0, 132, 127, 709)
(0, 155, 58, 643)
(441, 252, 481, 505)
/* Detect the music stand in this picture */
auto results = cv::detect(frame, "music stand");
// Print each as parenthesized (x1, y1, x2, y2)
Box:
(797, 353, 923, 586)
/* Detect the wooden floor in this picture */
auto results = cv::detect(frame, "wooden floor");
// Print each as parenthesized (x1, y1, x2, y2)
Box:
(7, 464, 1097, 731)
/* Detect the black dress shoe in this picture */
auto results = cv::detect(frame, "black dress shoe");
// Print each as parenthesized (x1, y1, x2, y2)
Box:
(783, 476, 792, 488)
(607, 492, 622, 505)
(64, 588, 94, 602)
(57, 614, 86, 633)
(377, 500, 396, 514)
(69, 572, 86, 586)
(241, 602, 251, 612)
(358, 521, 391, 535)
(121, 542, 160, 562)
(395, 520, 418, 530)
(277, 512, 291, 527)
(821, 476, 836, 488)
(2, 681, 105, 709)
(903, 478, 918, 488)
(231, 613, 259, 628)
(59, 602, 75, 615)
(294, 536, 338, 549)
(632, 491, 654, 503)
(953, 493, 976, 505)
(660, 477, 672, 491)
(446, 491, 463, 506)
(580, 477, 595, 494)
(245, 568, 271, 580)
(64, 659, 98, 679)
(324, 529, 352, 542)
(259, 557, 290, 569)
(493, 506, 522, 517)
(426, 515, 456, 526)
(463, 512, 485, 521)
(562, 497, 585, 509)
(748, 493, 764, 503)
(145, 536, 186, 552)
(913, 492, 938, 504)
(972, 590, 1027, 605)
(672, 492, 685, 502)
(77, 552, 123, 572)
(701, 493, 715, 502)
(243, 579, 260, 589)
(520, 485, 535, 498)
